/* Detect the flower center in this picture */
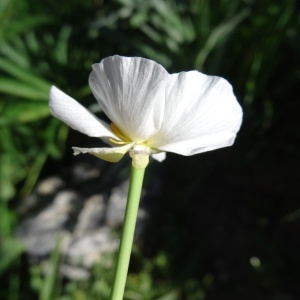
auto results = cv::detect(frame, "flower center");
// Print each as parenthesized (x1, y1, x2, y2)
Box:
(109, 123, 132, 145)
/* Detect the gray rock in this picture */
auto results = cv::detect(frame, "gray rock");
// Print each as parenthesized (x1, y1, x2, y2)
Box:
(66, 228, 118, 268)
(106, 180, 129, 227)
(106, 180, 148, 236)
(60, 264, 91, 281)
(36, 176, 65, 195)
(16, 161, 148, 280)
(71, 162, 101, 183)
(18, 190, 79, 235)
(19, 230, 71, 257)
(73, 194, 106, 238)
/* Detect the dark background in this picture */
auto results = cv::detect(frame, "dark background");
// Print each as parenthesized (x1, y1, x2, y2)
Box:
(0, 0, 299, 299)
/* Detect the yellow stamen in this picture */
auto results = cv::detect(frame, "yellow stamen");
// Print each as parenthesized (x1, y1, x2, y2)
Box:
(109, 139, 127, 145)
(110, 122, 131, 145)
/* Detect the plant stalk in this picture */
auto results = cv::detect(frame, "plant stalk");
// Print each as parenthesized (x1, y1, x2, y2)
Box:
(109, 166, 145, 300)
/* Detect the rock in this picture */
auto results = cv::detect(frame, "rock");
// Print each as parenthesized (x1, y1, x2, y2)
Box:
(106, 180, 129, 227)
(19, 230, 71, 258)
(17, 190, 79, 234)
(16, 160, 148, 279)
(71, 162, 101, 184)
(60, 264, 91, 281)
(66, 228, 118, 269)
(105, 179, 148, 237)
(73, 194, 106, 238)
(16, 190, 78, 257)
(36, 177, 65, 195)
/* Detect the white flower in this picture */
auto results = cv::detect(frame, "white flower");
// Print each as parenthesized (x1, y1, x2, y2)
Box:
(49, 55, 242, 169)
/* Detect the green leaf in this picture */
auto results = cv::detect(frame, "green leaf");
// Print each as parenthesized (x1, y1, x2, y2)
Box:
(0, 237, 24, 274)
(0, 79, 50, 100)
(39, 238, 61, 300)
(195, 8, 250, 69)
(1, 15, 50, 43)
(0, 101, 50, 124)
(0, 59, 51, 92)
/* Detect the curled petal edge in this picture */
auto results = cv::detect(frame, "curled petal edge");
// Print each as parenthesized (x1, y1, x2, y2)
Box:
(72, 143, 134, 163)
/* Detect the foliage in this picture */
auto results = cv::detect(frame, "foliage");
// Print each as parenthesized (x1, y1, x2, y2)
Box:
(0, 0, 299, 299)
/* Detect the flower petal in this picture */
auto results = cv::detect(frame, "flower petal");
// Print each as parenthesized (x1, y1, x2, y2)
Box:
(49, 86, 119, 141)
(148, 71, 243, 155)
(72, 143, 134, 163)
(89, 56, 169, 143)
(151, 152, 166, 162)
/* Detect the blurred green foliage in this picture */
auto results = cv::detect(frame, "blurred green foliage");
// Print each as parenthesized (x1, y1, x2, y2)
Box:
(0, 0, 299, 299)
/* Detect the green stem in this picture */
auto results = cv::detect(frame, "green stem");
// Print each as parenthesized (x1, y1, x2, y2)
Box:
(110, 166, 145, 300)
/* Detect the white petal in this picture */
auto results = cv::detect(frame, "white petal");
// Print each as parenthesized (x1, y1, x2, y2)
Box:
(72, 143, 134, 163)
(49, 86, 119, 141)
(148, 71, 243, 155)
(89, 56, 169, 143)
(151, 152, 166, 162)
